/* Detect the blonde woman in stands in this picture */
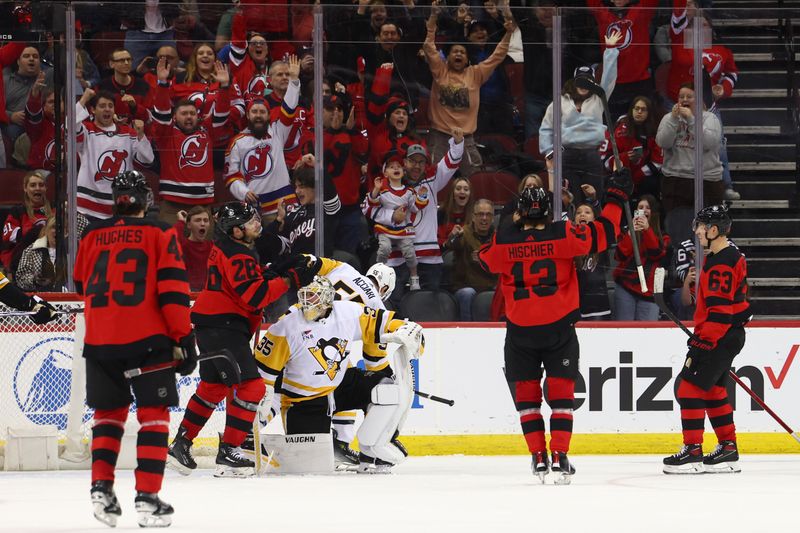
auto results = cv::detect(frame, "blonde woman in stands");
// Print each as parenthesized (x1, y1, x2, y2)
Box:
(1, 169, 51, 271)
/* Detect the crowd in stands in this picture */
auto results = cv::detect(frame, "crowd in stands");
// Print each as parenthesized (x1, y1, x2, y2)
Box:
(0, 0, 746, 322)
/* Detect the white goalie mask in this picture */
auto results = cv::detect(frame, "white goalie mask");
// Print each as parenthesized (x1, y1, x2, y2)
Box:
(366, 263, 396, 301)
(298, 275, 336, 321)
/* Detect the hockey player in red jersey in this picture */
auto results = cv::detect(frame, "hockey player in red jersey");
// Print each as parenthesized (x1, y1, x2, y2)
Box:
(73, 171, 196, 528)
(663, 204, 750, 475)
(167, 201, 321, 478)
(478, 168, 632, 484)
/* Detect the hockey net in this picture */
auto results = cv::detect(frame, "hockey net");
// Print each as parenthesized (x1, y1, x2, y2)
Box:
(0, 293, 227, 469)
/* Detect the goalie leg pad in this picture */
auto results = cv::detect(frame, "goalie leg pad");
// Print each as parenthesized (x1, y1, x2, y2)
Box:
(357, 379, 413, 466)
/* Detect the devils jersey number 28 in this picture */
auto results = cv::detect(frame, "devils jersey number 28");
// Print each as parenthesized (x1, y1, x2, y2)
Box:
(511, 259, 557, 300)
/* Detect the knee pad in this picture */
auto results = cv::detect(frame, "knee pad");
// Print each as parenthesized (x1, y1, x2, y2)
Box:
(356, 378, 413, 465)
(196, 381, 228, 404)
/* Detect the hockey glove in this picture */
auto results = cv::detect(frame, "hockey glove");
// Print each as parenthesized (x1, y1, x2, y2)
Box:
(30, 295, 57, 325)
(173, 332, 199, 376)
(268, 253, 311, 276)
(687, 336, 715, 359)
(285, 255, 322, 290)
(605, 167, 633, 206)
(383, 321, 425, 358)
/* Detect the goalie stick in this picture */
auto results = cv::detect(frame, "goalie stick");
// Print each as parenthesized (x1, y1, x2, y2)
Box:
(653, 267, 800, 444)
(123, 349, 241, 386)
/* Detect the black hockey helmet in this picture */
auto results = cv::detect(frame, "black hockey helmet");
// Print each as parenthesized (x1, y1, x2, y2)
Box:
(216, 201, 258, 236)
(693, 204, 731, 235)
(516, 187, 551, 220)
(112, 170, 152, 212)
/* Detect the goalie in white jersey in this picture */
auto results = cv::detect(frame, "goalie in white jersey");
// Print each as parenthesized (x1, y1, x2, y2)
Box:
(318, 258, 397, 466)
(254, 275, 422, 473)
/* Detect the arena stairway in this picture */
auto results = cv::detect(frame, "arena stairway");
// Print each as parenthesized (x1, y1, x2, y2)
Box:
(714, 0, 800, 320)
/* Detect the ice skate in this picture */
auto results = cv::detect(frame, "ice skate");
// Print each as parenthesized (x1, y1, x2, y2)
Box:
(332, 430, 360, 471)
(663, 444, 704, 474)
(90, 480, 121, 528)
(531, 451, 549, 483)
(214, 442, 255, 478)
(703, 440, 741, 474)
(356, 452, 394, 474)
(134, 492, 174, 528)
(166, 427, 196, 476)
(550, 451, 575, 485)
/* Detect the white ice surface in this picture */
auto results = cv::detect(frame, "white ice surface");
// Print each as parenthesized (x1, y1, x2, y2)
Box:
(2, 455, 798, 532)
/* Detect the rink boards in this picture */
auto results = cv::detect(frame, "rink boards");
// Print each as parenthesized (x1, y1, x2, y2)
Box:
(1, 321, 798, 454)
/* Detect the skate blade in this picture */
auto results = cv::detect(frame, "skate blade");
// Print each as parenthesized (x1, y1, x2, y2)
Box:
(663, 462, 705, 475)
(166, 455, 194, 476)
(703, 461, 741, 474)
(92, 504, 119, 528)
(335, 461, 360, 472)
(136, 512, 172, 528)
(356, 464, 392, 475)
(552, 471, 572, 485)
(214, 465, 255, 478)
(536, 471, 548, 484)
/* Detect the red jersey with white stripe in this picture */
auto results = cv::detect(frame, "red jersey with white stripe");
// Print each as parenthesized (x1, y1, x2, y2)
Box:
(601, 120, 663, 188)
(478, 202, 622, 328)
(693, 244, 750, 347)
(265, 90, 314, 169)
(366, 182, 429, 238)
(228, 12, 270, 101)
(76, 115, 155, 219)
(224, 79, 300, 217)
(364, 138, 463, 265)
(588, 0, 658, 84)
(150, 82, 231, 205)
(171, 79, 245, 147)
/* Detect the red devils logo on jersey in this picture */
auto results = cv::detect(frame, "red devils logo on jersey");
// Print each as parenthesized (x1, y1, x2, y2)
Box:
(242, 144, 274, 180)
(179, 133, 209, 169)
(702, 52, 724, 76)
(94, 149, 129, 181)
(45, 140, 56, 167)
(188, 91, 207, 110)
(246, 74, 268, 98)
(607, 20, 633, 50)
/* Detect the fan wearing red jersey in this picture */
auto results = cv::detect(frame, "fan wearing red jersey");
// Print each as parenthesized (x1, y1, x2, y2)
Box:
(478, 169, 631, 485)
(167, 201, 321, 478)
(150, 57, 233, 224)
(73, 171, 195, 528)
(663, 204, 750, 475)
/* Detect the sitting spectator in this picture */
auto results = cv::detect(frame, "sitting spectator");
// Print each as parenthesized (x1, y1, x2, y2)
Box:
(268, 155, 341, 257)
(225, 56, 300, 220)
(150, 57, 232, 223)
(466, 19, 514, 137)
(4, 46, 53, 144)
(322, 93, 369, 254)
(365, 63, 426, 179)
(587, 0, 659, 120)
(121, 1, 179, 68)
(2, 169, 51, 270)
(438, 176, 473, 248)
(613, 194, 670, 320)
(574, 202, 611, 320)
(498, 172, 543, 230)
(423, 6, 514, 176)
(365, 153, 430, 291)
(445, 199, 497, 321)
(98, 48, 151, 125)
(601, 96, 663, 198)
(655, 82, 723, 212)
(174, 207, 213, 292)
(540, 30, 622, 205)
(14, 215, 57, 291)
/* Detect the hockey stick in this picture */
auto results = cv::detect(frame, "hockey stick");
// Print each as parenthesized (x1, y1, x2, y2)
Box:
(0, 308, 83, 317)
(414, 390, 455, 406)
(123, 349, 241, 386)
(574, 76, 648, 293)
(653, 267, 800, 444)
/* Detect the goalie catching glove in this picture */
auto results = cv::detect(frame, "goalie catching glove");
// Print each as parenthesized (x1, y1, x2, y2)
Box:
(173, 332, 199, 376)
(382, 321, 425, 358)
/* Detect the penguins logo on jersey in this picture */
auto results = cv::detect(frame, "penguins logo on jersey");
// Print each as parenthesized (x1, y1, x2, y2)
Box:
(179, 133, 209, 169)
(308, 337, 349, 381)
